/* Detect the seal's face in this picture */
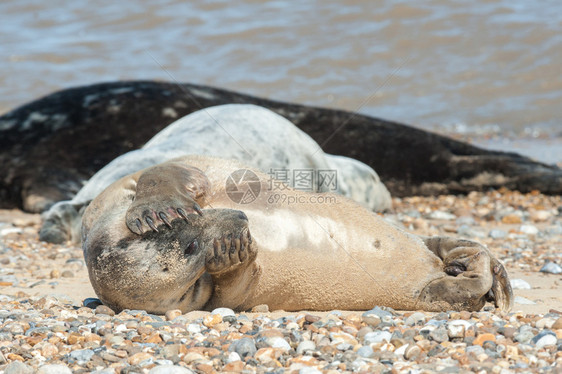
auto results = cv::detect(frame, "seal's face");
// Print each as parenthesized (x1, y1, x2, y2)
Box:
(86, 209, 250, 314)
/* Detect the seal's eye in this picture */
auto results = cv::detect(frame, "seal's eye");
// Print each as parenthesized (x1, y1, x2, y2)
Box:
(185, 239, 198, 257)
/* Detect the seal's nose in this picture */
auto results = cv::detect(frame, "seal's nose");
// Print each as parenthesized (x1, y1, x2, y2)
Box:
(237, 211, 248, 221)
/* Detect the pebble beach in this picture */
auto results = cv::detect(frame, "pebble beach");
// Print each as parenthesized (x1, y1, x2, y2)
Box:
(0, 189, 561, 373)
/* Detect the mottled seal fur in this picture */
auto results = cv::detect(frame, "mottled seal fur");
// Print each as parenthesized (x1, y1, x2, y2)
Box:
(40, 104, 391, 244)
(82, 155, 513, 314)
(2, 81, 560, 212)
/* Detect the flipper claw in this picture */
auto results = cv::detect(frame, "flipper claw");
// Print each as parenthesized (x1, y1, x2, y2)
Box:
(145, 216, 159, 232)
(159, 212, 173, 229)
(135, 219, 143, 234)
(177, 208, 189, 222)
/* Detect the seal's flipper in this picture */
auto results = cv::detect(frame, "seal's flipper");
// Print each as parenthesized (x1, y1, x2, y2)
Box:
(206, 224, 256, 275)
(125, 161, 210, 234)
(419, 237, 513, 312)
(204, 217, 260, 311)
(488, 255, 513, 312)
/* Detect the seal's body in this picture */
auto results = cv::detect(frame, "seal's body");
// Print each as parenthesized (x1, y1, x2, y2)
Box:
(41, 104, 390, 244)
(82, 155, 512, 314)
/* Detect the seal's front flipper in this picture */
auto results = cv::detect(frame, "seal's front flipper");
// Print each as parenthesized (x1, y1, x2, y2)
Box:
(487, 255, 512, 312)
(126, 161, 210, 234)
(419, 237, 513, 312)
(202, 210, 260, 311)
(206, 225, 256, 275)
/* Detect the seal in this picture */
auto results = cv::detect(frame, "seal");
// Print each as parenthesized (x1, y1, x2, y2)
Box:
(82, 155, 513, 314)
(2, 81, 560, 212)
(40, 104, 391, 244)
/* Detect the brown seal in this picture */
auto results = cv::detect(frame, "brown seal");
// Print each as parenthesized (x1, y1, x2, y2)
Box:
(82, 155, 513, 314)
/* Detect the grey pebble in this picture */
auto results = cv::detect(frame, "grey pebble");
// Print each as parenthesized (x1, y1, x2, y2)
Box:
(489, 228, 507, 239)
(457, 225, 486, 238)
(361, 313, 381, 327)
(456, 216, 475, 225)
(349, 359, 369, 371)
(362, 306, 393, 326)
(366, 306, 393, 318)
(545, 225, 562, 235)
(429, 325, 449, 343)
(356, 345, 374, 358)
(466, 345, 485, 355)
(229, 337, 257, 359)
(540, 262, 562, 274)
(363, 330, 392, 344)
(515, 330, 535, 344)
(4, 361, 33, 374)
(69, 348, 95, 363)
(83, 297, 103, 309)
(405, 311, 426, 326)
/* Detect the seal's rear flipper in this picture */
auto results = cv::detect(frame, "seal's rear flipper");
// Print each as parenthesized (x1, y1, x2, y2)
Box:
(419, 236, 513, 312)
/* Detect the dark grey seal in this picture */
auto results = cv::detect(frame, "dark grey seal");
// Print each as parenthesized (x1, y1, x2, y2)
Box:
(1, 80, 560, 213)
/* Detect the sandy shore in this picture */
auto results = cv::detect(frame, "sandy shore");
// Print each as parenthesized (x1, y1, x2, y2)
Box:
(0, 189, 561, 372)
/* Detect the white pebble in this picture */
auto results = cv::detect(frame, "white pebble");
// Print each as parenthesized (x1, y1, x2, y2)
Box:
(535, 334, 557, 349)
(186, 323, 202, 334)
(510, 279, 531, 290)
(299, 368, 322, 374)
(514, 296, 536, 305)
(211, 307, 235, 317)
(0, 227, 23, 236)
(535, 317, 556, 329)
(267, 336, 291, 351)
(227, 351, 241, 363)
(429, 211, 456, 220)
(394, 343, 409, 356)
(149, 365, 194, 374)
(37, 365, 73, 374)
(540, 262, 562, 274)
(519, 224, 539, 235)
(296, 340, 316, 354)
(363, 330, 392, 344)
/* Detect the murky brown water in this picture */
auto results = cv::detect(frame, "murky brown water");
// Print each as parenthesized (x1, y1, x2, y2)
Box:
(1, 0, 561, 161)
